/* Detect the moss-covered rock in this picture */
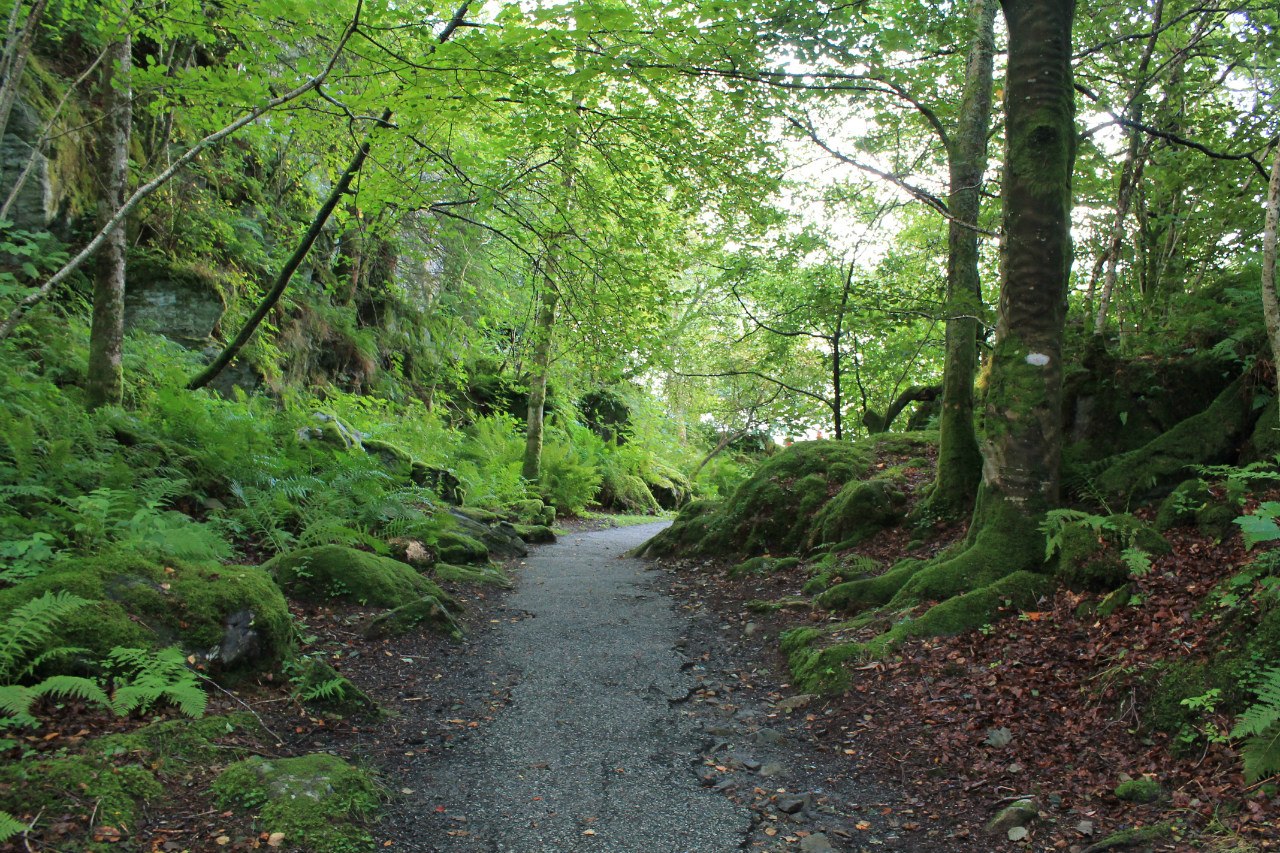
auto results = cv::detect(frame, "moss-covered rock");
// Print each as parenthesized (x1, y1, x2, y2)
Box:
(263, 545, 441, 607)
(0, 754, 161, 849)
(1054, 523, 1128, 592)
(1092, 375, 1255, 503)
(0, 553, 291, 673)
(513, 498, 556, 526)
(513, 523, 556, 544)
(431, 562, 512, 588)
(362, 594, 462, 639)
(808, 478, 907, 550)
(436, 530, 490, 564)
(639, 440, 874, 559)
(288, 658, 382, 718)
(1114, 777, 1164, 804)
(97, 713, 260, 776)
(214, 754, 381, 853)
(729, 556, 801, 578)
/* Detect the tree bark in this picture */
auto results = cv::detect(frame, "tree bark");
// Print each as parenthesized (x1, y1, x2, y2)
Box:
(863, 384, 941, 434)
(981, 0, 1076, 514)
(86, 32, 132, 410)
(928, 0, 998, 516)
(521, 285, 558, 480)
(1260, 144, 1280, 405)
(0, 0, 48, 148)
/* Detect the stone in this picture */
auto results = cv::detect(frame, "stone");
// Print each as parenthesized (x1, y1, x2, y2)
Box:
(758, 762, 784, 778)
(799, 833, 835, 852)
(986, 799, 1038, 835)
(755, 727, 786, 746)
(776, 793, 809, 814)
(775, 694, 817, 712)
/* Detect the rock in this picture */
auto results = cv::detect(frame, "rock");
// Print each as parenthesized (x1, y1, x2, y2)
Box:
(0, 553, 291, 675)
(362, 595, 461, 639)
(1114, 777, 1163, 803)
(124, 257, 226, 346)
(514, 524, 556, 544)
(776, 793, 809, 814)
(799, 833, 835, 852)
(986, 799, 1038, 835)
(0, 102, 54, 231)
(775, 694, 817, 712)
(388, 537, 436, 568)
(758, 762, 785, 778)
(755, 727, 787, 746)
(289, 659, 382, 718)
(263, 545, 448, 607)
(213, 755, 380, 851)
(446, 509, 528, 561)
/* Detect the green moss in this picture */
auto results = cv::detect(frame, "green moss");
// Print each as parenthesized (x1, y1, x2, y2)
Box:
(1090, 825, 1173, 847)
(214, 754, 381, 853)
(0, 754, 162, 846)
(1095, 583, 1132, 618)
(264, 545, 436, 607)
(513, 524, 556, 543)
(1093, 376, 1253, 503)
(641, 441, 873, 559)
(288, 659, 382, 718)
(435, 531, 489, 565)
(1143, 660, 1217, 735)
(431, 561, 512, 587)
(513, 499, 555, 526)
(1114, 777, 1164, 804)
(0, 553, 291, 671)
(1055, 522, 1127, 592)
(888, 494, 1046, 608)
(729, 556, 801, 578)
(817, 559, 926, 613)
(1155, 479, 1213, 530)
(98, 713, 260, 772)
(891, 570, 1051, 640)
(362, 595, 461, 639)
(745, 597, 810, 613)
(808, 478, 907, 550)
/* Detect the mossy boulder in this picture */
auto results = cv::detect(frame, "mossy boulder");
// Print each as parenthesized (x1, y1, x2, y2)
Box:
(1155, 479, 1215, 530)
(1114, 777, 1164, 804)
(214, 754, 380, 853)
(436, 530, 490, 564)
(1091, 375, 1255, 503)
(729, 556, 802, 579)
(807, 478, 907, 550)
(288, 659, 382, 718)
(446, 508, 528, 561)
(0, 754, 161, 849)
(0, 553, 291, 673)
(431, 562, 512, 588)
(263, 545, 444, 607)
(514, 523, 556, 544)
(1054, 514, 1169, 593)
(97, 713, 260, 774)
(362, 594, 463, 639)
(513, 498, 556, 526)
(639, 440, 873, 559)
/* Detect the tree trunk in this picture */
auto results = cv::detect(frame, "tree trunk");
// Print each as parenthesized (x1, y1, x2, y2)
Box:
(1261, 144, 1280, 405)
(86, 33, 132, 410)
(927, 0, 998, 517)
(980, 0, 1076, 515)
(521, 285, 558, 480)
(822, 0, 1077, 636)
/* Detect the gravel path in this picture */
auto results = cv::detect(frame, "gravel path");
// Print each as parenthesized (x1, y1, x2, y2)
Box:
(403, 522, 752, 852)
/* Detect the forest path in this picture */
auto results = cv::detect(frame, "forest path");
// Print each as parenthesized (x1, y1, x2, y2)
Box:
(378, 523, 920, 853)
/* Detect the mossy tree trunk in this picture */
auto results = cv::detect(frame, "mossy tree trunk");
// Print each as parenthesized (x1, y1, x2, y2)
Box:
(1261, 143, 1280, 411)
(928, 0, 998, 518)
(86, 32, 132, 410)
(521, 283, 558, 481)
(818, 0, 1077, 636)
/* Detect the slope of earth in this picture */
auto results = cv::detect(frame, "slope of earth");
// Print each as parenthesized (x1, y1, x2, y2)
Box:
(646, 490, 1280, 852)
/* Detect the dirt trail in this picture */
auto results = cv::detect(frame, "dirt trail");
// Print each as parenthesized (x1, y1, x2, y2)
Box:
(376, 524, 921, 852)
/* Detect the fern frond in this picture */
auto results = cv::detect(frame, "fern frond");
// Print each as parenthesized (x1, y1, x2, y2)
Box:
(0, 592, 92, 680)
(108, 646, 207, 718)
(0, 810, 26, 842)
(1231, 666, 1280, 783)
(27, 675, 110, 708)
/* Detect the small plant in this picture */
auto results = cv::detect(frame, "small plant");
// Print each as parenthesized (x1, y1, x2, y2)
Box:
(0, 592, 110, 728)
(0, 811, 25, 843)
(1230, 665, 1280, 783)
(108, 646, 208, 718)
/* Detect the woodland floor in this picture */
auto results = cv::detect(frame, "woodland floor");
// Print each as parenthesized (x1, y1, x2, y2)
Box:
(7, 499, 1280, 852)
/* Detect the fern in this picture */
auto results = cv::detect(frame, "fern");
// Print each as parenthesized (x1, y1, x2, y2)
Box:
(1231, 665, 1280, 782)
(0, 591, 92, 681)
(108, 646, 208, 718)
(0, 676, 111, 728)
(0, 810, 25, 843)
